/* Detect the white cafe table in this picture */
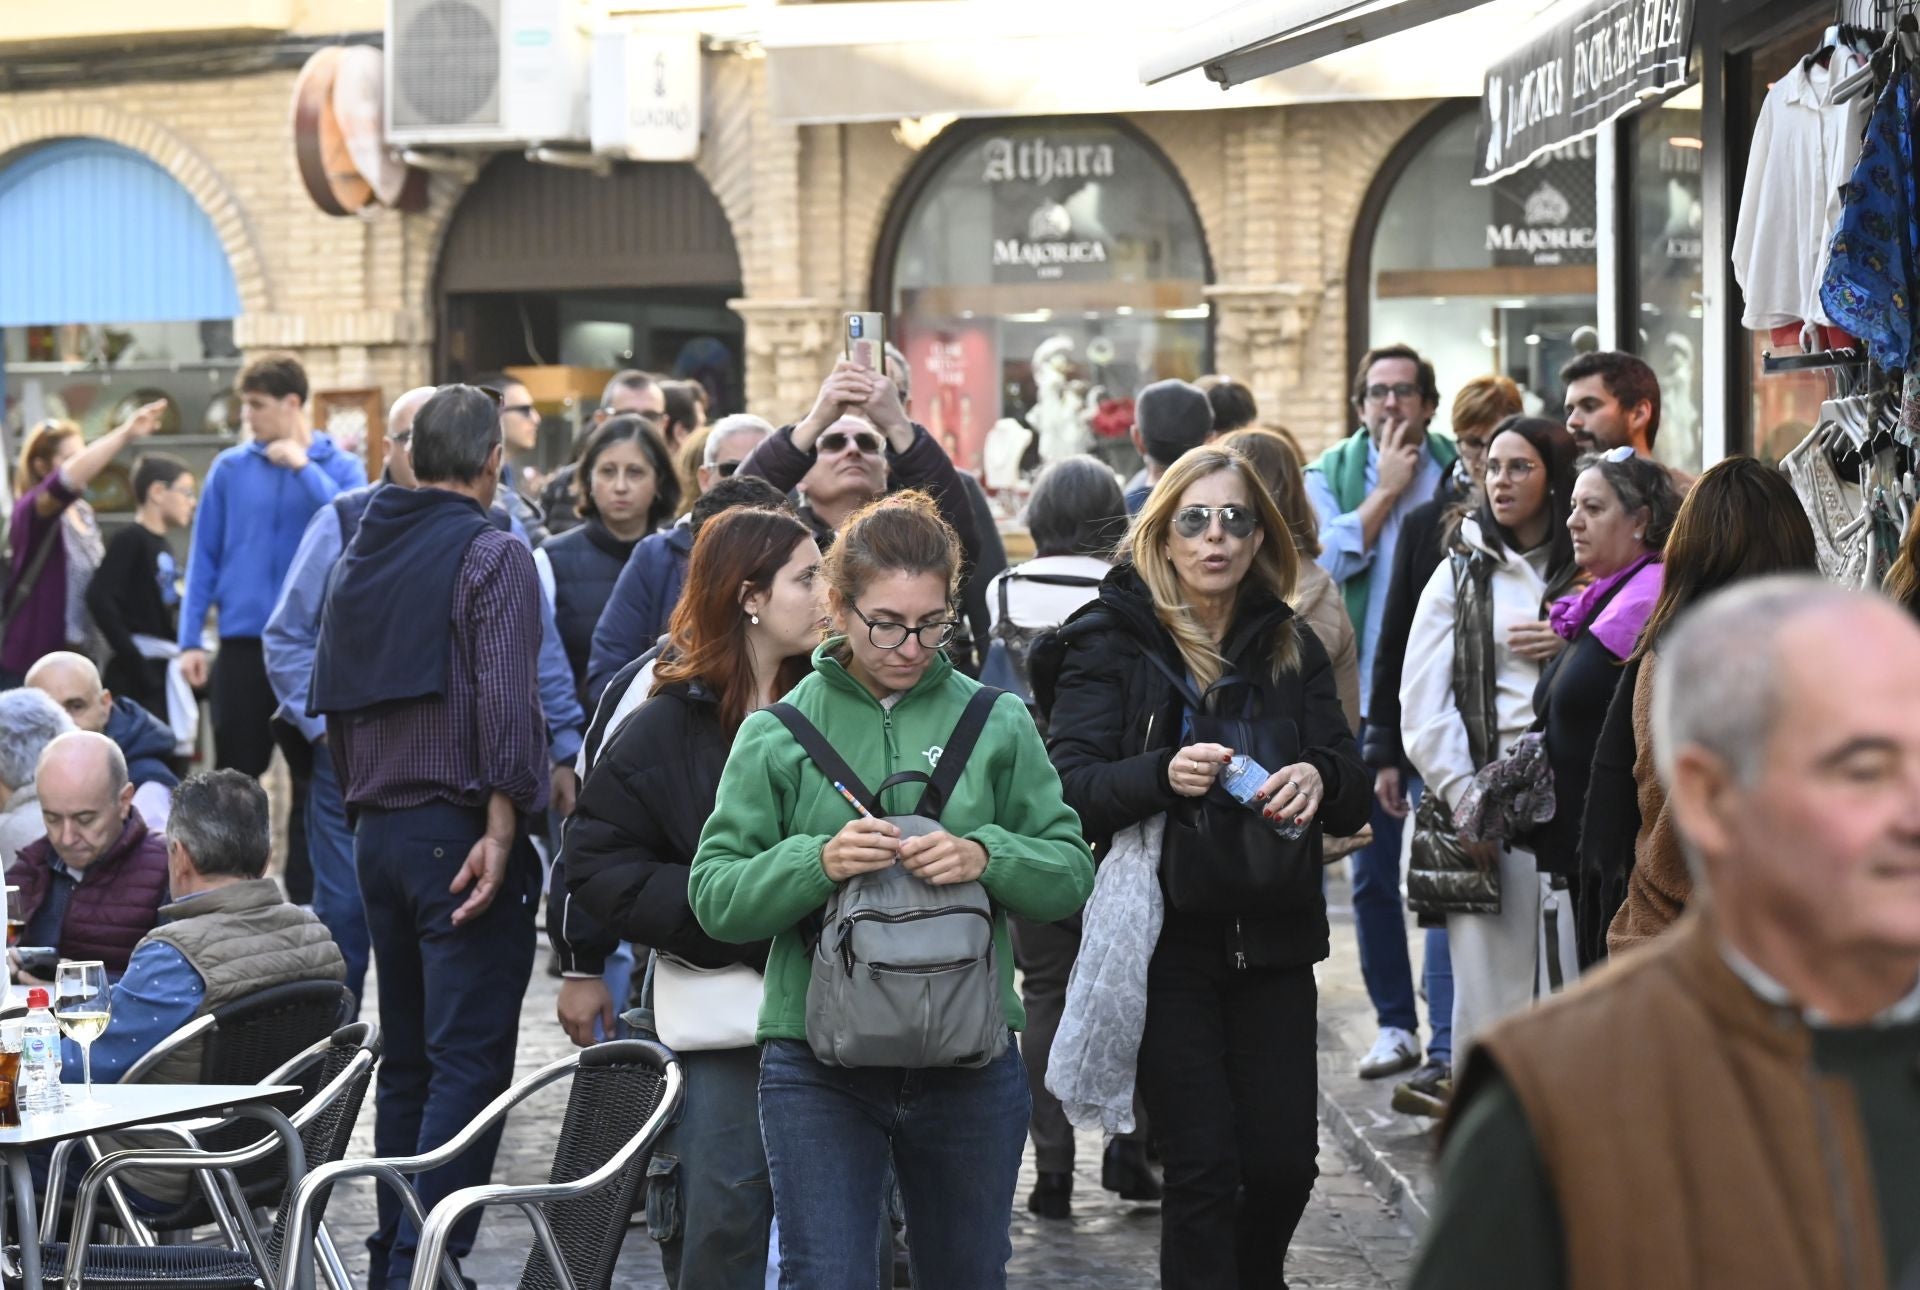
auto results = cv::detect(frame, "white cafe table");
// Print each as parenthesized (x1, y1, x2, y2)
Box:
(0, 1083, 303, 1289)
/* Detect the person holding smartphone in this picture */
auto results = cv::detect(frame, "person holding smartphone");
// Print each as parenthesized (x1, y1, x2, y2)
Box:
(730, 357, 982, 572)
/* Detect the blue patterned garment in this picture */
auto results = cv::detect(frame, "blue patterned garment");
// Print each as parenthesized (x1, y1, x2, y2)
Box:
(1822, 67, 1920, 371)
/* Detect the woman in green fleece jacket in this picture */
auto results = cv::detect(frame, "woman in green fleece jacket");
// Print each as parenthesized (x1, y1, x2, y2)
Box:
(689, 489, 1095, 1290)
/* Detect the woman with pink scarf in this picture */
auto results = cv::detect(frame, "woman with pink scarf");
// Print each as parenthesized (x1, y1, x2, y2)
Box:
(1529, 449, 1680, 956)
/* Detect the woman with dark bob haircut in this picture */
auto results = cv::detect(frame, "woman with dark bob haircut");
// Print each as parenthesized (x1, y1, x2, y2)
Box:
(536, 415, 683, 705)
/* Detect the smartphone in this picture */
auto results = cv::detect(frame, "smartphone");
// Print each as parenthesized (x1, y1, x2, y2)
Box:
(845, 312, 887, 372)
(12, 948, 56, 978)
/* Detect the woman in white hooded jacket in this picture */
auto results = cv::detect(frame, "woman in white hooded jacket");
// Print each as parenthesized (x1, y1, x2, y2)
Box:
(1401, 415, 1581, 1060)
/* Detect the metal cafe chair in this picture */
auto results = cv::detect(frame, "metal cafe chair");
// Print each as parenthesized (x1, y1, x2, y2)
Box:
(21, 1022, 378, 1290)
(281, 1038, 683, 1290)
(42, 980, 353, 1241)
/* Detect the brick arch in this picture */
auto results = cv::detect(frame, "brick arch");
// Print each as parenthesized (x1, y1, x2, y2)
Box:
(0, 104, 270, 316)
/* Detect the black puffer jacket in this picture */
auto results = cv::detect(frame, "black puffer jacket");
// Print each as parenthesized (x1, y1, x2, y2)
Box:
(558, 679, 770, 971)
(1032, 564, 1370, 968)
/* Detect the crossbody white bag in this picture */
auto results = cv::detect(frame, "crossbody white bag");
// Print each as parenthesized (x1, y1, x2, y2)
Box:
(651, 951, 764, 1051)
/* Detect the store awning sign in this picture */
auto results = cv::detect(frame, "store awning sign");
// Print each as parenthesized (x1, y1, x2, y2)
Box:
(1473, 0, 1694, 185)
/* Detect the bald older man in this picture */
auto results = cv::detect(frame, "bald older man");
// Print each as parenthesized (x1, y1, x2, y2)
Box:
(1412, 578, 1920, 1290)
(26, 651, 177, 832)
(265, 387, 584, 1009)
(5, 732, 168, 979)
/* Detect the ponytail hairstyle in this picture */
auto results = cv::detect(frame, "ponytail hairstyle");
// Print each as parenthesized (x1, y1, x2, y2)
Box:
(16, 419, 81, 495)
(653, 505, 818, 733)
(821, 490, 962, 637)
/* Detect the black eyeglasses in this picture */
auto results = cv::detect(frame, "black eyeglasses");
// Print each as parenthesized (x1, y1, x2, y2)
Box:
(1171, 505, 1258, 539)
(1363, 382, 1422, 403)
(501, 403, 538, 418)
(851, 605, 958, 651)
(819, 429, 884, 456)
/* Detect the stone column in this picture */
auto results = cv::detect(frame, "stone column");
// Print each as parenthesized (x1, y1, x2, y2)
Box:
(1203, 283, 1324, 444)
(729, 299, 844, 426)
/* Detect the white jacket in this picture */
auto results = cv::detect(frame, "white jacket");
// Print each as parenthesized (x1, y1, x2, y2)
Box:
(1400, 517, 1554, 814)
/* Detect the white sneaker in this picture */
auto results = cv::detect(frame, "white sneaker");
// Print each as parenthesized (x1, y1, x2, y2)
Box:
(1358, 1026, 1421, 1079)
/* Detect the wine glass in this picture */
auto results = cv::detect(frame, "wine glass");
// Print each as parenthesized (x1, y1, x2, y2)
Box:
(54, 961, 109, 1110)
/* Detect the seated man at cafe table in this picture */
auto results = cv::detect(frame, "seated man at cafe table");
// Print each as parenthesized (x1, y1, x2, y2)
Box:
(75, 770, 344, 1207)
(6, 732, 169, 982)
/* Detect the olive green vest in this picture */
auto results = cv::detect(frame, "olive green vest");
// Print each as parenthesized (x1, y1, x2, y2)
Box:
(109, 879, 345, 1203)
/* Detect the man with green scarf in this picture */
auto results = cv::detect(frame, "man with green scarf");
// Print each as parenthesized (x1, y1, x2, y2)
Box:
(1305, 343, 1457, 1082)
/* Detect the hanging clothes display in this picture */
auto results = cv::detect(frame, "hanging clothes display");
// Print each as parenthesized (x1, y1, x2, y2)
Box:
(1822, 63, 1920, 370)
(1734, 41, 1876, 331)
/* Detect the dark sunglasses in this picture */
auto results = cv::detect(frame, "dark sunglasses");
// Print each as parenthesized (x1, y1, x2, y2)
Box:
(819, 429, 884, 456)
(1171, 504, 1258, 539)
(501, 403, 538, 418)
(714, 460, 741, 478)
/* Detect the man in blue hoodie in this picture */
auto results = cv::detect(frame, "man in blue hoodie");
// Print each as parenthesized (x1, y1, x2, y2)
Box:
(26, 651, 179, 833)
(178, 354, 365, 775)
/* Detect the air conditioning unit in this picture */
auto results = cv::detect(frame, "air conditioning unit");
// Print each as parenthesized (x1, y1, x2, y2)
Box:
(386, 0, 590, 149)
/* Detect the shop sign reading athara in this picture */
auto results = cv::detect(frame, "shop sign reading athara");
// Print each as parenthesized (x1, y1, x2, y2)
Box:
(1472, 0, 1694, 185)
(984, 135, 1119, 282)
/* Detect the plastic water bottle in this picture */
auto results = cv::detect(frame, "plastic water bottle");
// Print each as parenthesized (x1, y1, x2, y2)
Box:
(1220, 753, 1309, 842)
(19, 988, 62, 1114)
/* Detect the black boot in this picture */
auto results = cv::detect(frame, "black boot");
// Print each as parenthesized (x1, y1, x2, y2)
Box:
(1027, 1170, 1072, 1219)
(1102, 1138, 1163, 1201)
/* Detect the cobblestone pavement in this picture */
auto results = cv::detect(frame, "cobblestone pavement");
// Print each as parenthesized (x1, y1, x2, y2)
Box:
(320, 939, 1416, 1289)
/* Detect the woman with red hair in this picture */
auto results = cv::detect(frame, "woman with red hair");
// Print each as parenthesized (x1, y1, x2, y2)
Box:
(557, 502, 827, 1289)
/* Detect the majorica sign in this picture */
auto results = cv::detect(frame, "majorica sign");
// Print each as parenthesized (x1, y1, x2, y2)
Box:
(982, 137, 1116, 187)
(1473, 0, 1694, 184)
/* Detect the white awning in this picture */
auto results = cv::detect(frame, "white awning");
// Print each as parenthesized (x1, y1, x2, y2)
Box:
(1139, 0, 1547, 89)
(750, 0, 1539, 124)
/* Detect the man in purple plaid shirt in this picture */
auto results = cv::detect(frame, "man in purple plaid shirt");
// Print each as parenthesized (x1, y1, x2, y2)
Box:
(308, 384, 547, 1290)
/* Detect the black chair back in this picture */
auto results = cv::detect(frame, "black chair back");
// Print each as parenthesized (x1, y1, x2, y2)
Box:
(143, 980, 354, 1231)
(516, 1040, 673, 1290)
(263, 1022, 381, 1267)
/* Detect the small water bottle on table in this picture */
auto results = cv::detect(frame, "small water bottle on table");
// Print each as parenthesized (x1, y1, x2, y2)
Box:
(19, 987, 63, 1115)
(1219, 753, 1309, 841)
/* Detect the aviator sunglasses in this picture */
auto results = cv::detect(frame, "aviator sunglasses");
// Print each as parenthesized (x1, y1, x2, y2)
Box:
(1171, 504, 1258, 540)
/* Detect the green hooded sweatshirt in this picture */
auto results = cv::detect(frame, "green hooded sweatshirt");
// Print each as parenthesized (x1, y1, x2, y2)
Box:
(689, 640, 1096, 1044)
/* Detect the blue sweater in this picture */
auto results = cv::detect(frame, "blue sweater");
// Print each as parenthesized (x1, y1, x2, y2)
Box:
(178, 436, 365, 647)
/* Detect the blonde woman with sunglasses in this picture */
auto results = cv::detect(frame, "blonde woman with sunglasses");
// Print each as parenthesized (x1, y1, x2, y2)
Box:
(1037, 446, 1371, 1289)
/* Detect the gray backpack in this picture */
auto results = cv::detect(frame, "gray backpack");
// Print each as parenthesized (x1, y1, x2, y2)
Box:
(770, 688, 1008, 1070)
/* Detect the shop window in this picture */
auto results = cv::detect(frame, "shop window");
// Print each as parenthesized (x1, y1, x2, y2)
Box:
(881, 121, 1210, 479)
(1630, 83, 1707, 473)
(1358, 106, 1598, 419)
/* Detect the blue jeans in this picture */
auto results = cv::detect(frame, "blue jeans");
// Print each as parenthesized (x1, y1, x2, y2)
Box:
(647, 1044, 774, 1290)
(1350, 795, 1417, 1033)
(306, 751, 370, 1010)
(356, 803, 538, 1290)
(759, 1037, 1029, 1290)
